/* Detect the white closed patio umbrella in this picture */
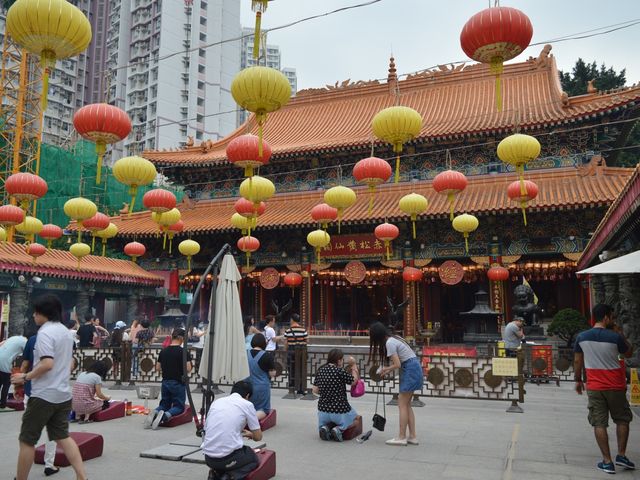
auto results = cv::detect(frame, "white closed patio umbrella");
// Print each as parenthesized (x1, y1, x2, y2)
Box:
(199, 253, 249, 383)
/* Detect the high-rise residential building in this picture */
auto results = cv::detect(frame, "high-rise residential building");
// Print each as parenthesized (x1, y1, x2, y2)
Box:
(237, 27, 297, 126)
(106, 0, 241, 156)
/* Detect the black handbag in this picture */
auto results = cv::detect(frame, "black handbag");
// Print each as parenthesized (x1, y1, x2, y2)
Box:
(372, 386, 386, 431)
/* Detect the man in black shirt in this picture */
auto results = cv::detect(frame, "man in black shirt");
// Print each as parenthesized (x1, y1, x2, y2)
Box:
(145, 328, 192, 430)
(76, 315, 97, 348)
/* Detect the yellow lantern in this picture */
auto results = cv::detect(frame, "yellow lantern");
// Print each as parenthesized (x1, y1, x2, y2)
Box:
(152, 208, 181, 249)
(113, 156, 157, 214)
(239, 175, 275, 207)
(6, 0, 92, 110)
(231, 213, 255, 235)
(69, 242, 91, 269)
(95, 223, 118, 256)
(307, 229, 331, 266)
(399, 193, 428, 239)
(64, 197, 97, 243)
(231, 66, 291, 155)
(324, 186, 357, 233)
(0, 227, 6, 242)
(372, 106, 422, 183)
(179, 239, 200, 270)
(452, 213, 479, 254)
(497, 134, 541, 196)
(15, 216, 43, 243)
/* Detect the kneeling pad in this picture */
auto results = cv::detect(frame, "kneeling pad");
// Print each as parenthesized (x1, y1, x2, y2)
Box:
(6, 395, 24, 411)
(35, 432, 104, 467)
(258, 409, 276, 431)
(246, 449, 276, 480)
(90, 401, 125, 422)
(342, 415, 363, 440)
(159, 405, 193, 428)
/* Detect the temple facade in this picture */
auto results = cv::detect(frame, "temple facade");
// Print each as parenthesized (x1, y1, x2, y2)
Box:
(106, 46, 640, 341)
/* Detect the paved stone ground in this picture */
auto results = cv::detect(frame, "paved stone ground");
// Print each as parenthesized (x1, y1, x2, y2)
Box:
(0, 382, 638, 480)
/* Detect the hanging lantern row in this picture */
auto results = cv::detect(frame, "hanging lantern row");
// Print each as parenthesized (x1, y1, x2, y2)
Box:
(487, 265, 510, 282)
(433, 169, 468, 222)
(4, 172, 48, 211)
(73, 103, 132, 184)
(403, 266, 423, 282)
(374, 222, 399, 261)
(124, 241, 146, 263)
(179, 239, 200, 271)
(152, 208, 181, 249)
(70, 242, 90, 269)
(353, 156, 392, 214)
(310, 203, 337, 231)
(95, 223, 118, 256)
(307, 229, 330, 266)
(83, 212, 110, 253)
(226, 134, 271, 178)
(237, 235, 260, 268)
(452, 213, 479, 254)
(15, 216, 43, 243)
(64, 197, 97, 243)
(113, 156, 157, 215)
(0, 227, 5, 242)
(0, 205, 25, 227)
(399, 193, 428, 239)
(324, 186, 356, 234)
(167, 220, 184, 254)
(26, 243, 46, 263)
(39, 223, 63, 249)
(143, 189, 177, 216)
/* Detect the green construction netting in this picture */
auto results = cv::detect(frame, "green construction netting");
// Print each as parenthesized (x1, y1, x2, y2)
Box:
(36, 140, 183, 228)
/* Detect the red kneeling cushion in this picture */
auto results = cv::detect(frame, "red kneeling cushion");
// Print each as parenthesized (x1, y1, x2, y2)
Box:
(6, 395, 24, 411)
(318, 415, 362, 441)
(159, 405, 193, 428)
(258, 409, 276, 431)
(35, 432, 103, 467)
(246, 449, 276, 480)
(90, 401, 125, 422)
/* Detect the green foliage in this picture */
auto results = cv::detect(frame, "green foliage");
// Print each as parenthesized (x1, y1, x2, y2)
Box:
(559, 58, 626, 96)
(547, 308, 590, 346)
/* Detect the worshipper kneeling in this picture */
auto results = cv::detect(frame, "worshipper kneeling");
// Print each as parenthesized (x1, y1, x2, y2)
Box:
(202, 381, 263, 480)
(144, 328, 192, 429)
(72, 360, 111, 424)
(246, 333, 276, 420)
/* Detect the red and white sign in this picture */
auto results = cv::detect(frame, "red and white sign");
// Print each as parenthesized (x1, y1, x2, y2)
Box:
(438, 260, 464, 285)
(260, 267, 280, 290)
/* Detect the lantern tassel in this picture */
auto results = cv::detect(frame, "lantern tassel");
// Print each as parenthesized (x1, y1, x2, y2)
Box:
(394, 154, 400, 183)
(77, 223, 82, 243)
(129, 187, 137, 216)
(245, 166, 253, 177)
(490, 57, 504, 112)
(447, 192, 455, 222)
(47, 240, 52, 250)
(246, 252, 250, 268)
(316, 247, 321, 266)
(520, 201, 528, 226)
(256, 114, 265, 157)
(102, 241, 106, 257)
(163, 232, 167, 250)
(187, 256, 192, 271)
(95, 142, 106, 184)
(91, 235, 96, 253)
(253, 11, 262, 60)
(169, 237, 173, 254)
(412, 221, 416, 239)
(385, 242, 391, 261)
(368, 185, 375, 215)
(337, 211, 342, 234)
(464, 233, 469, 254)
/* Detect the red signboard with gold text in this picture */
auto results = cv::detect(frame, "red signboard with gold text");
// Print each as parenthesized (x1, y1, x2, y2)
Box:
(322, 234, 384, 258)
(421, 345, 478, 374)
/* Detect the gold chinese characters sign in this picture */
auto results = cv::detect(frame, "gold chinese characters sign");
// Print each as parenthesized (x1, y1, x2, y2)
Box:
(344, 260, 367, 284)
(260, 267, 280, 290)
(438, 260, 464, 285)
(492, 357, 518, 376)
(321, 234, 385, 259)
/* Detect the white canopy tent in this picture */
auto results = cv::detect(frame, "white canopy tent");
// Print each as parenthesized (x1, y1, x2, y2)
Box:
(577, 250, 640, 275)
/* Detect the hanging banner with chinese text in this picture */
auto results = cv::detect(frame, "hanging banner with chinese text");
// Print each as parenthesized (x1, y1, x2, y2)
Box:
(322, 234, 385, 259)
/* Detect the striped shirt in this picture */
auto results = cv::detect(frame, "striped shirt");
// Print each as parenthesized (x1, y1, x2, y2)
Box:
(284, 323, 308, 347)
(574, 327, 628, 391)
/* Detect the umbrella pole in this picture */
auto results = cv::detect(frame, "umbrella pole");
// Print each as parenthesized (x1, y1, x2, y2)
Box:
(182, 243, 230, 437)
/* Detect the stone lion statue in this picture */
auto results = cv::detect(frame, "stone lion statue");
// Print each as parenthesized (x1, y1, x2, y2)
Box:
(512, 284, 542, 327)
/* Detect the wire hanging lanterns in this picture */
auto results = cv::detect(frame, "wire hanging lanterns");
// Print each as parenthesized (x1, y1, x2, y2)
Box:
(70, 242, 90, 269)
(6, 0, 92, 110)
(73, 103, 132, 184)
(95, 223, 117, 256)
(152, 208, 181, 249)
(167, 220, 184, 254)
(82, 212, 110, 253)
(403, 266, 423, 282)
(237, 236, 260, 268)
(284, 272, 302, 296)
(113, 156, 157, 214)
(143, 189, 177, 218)
(4, 173, 48, 211)
(452, 213, 479, 254)
(372, 106, 422, 183)
(124, 241, 146, 263)
(487, 265, 510, 282)
(310, 203, 338, 231)
(399, 193, 428, 239)
(507, 179, 538, 226)
(497, 134, 540, 192)
(226, 134, 271, 178)
(353, 156, 392, 213)
(324, 186, 356, 233)
(307, 229, 331, 266)
(0, 227, 6, 242)
(179, 239, 200, 270)
(374, 222, 400, 261)
(15, 216, 43, 243)
(26, 243, 46, 263)
(460, 5, 533, 110)
(250, 0, 273, 59)
(64, 197, 97, 243)
(433, 169, 468, 221)
(39, 224, 62, 249)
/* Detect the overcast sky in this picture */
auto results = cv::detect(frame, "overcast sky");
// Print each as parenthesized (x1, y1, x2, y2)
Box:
(239, 0, 640, 91)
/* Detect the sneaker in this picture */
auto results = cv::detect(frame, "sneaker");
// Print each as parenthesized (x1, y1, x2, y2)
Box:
(330, 426, 343, 442)
(385, 438, 408, 446)
(151, 410, 164, 430)
(615, 455, 635, 470)
(597, 461, 615, 474)
(143, 409, 155, 429)
(319, 425, 331, 441)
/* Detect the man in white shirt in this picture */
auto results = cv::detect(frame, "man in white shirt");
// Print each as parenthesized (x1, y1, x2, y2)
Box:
(0, 331, 27, 410)
(263, 315, 282, 352)
(11, 294, 87, 480)
(202, 381, 262, 480)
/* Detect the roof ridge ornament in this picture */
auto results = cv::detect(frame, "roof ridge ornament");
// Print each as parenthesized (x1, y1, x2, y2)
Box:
(388, 55, 397, 96)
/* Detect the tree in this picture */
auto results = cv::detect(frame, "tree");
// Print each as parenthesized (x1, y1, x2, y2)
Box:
(547, 308, 590, 347)
(559, 59, 626, 96)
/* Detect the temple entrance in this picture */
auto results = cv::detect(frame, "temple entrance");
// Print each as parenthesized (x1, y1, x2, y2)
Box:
(437, 282, 481, 343)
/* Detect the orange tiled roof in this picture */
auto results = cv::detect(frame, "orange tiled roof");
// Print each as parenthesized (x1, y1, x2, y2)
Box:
(143, 51, 640, 167)
(0, 243, 164, 286)
(106, 166, 632, 237)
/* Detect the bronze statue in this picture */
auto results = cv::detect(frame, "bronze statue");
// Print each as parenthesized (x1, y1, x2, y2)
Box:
(271, 298, 293, 323)
(512, 284, 542, 327)
(387, 296, 410, 330)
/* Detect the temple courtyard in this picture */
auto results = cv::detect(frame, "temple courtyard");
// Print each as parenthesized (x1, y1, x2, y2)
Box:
(0, 382, 638, 479)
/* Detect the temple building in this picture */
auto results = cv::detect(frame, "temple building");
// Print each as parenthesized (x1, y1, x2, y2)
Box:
(106, 46, 640, 342)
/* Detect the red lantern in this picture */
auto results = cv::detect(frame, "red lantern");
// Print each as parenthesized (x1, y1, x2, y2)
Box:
(403, 266, 423, 282)
(0, 205, 25, 227)
(433, 170, 468, 221)
(507, 179, 538, 226)
(374, 222, 399, 261)
(124, 241, 146, 263)
(284, 272, 302, 295)
(235, 198, 264, 236)
(5, 173, 48, 210)
(39, 223, 63, 249)
(353, 156, 392, 213)
(83, 213, 110, 252)
(73, 103, 132, 184)
(143, 189, 177, 214)
(487, 266, 510, 282)
(26, 243, 46, 263)
(237, 235, 260, 267)
(226, 134, 272, 177)
(310, 203, 338, 231)
(460, 6, 533, 110)
(167, 220, 184, 254)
